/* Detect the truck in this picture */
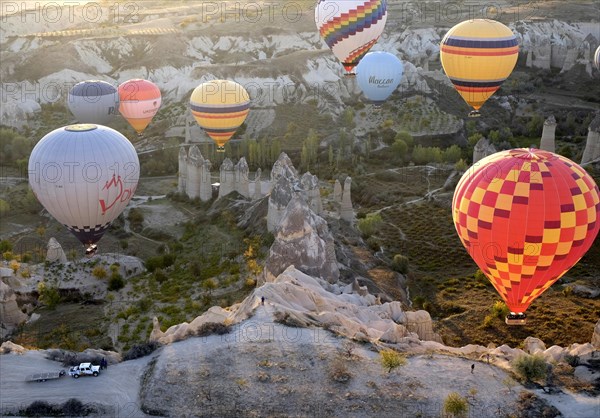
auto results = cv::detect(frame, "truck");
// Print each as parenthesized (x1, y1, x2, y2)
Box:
(68, 363, 100, 378)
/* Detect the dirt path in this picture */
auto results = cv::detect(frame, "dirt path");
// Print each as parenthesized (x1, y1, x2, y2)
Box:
(0, 350, 154, 417)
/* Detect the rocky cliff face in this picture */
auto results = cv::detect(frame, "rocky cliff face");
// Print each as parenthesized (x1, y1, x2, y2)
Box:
(0, 280, 28, 339)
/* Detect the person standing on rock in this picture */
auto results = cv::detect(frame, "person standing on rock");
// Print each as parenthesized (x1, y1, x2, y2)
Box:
(261, 296, 265, 306)
(471, 364, 475, 373)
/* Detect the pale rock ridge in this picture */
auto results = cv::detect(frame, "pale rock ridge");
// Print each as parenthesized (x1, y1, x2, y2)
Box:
(253, 168, 262, 200)
(340, 176, 353, 222)
(333, 179, 342, 204)
(218, 158, 235, 198)
(0, 281, 28, 339)
(300, 172, 323, 215)
(234, 157, 250, 198)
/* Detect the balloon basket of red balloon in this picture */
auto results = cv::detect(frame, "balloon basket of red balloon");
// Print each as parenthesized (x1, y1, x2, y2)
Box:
(505, 313, 527, 326)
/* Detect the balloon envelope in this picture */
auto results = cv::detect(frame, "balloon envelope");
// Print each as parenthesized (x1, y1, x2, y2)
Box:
(28, 124, 139, 246)
(67, 80, 118, 125)
(452, 148, 600, 314)
(356, 51, 403, 105)
(315, 0, 388, 75)
(118, 79, 161, 134)
(189, 80, 250, 152)
(594, 45, 600, 70)
(440, 19, 519, 115)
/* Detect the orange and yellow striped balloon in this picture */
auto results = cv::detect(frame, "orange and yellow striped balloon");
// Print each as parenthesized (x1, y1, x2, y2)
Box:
(453, 149, 600, 314)
(440, 19, 519, 116)
(118, 79, 162, 135)
(190, 80, 250, 152)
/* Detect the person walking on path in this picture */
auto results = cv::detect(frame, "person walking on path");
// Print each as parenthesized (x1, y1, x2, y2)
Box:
(261, 296, 265, 306)
(471, 364, 475, 374)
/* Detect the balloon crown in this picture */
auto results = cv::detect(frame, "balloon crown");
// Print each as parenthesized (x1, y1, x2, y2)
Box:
(65, 124, 98, 132)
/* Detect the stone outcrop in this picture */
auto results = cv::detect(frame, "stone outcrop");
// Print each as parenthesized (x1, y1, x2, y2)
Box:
(333, 179, 342, 204)
(218, 158, 235, 198)
(234, 157, 250, 198)
(0, 281, 27, 339)
(46, 237, 67, 264)
(340, 176, 353, 222)
(267, 176, 296, 232)
(473, 137, 497, 164)
(253, 168, 262, 200)
(523, 337, 546, 355)
(180, 146, 212, 201)
(264, 196, 339, 284)
(592, 319, 600, 349)
(581, 114, 600, 165)
(271, 152, 298, 183)
(149, 317, 166, 343)
(301, 172, 323, 215)
(539, 115, 556, 153)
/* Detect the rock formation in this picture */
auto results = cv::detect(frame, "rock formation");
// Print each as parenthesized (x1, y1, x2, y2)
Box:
(267, 176, 296, 232)
(581, 113, 600, 165)
(473, 137, 497, 164)
(592, 319, 600, 349)
(264, 196, 339, 284)
(253, 168, 262, 200)
(177, 147, 187, 193)
(234, 157, 250, 198)
(180, 146, 212, 201)
(340, 176, 353, 222)
(540, 115, 556, 152)
(149, 317, 165, 342)
(218, 158, 235, 198)
(46, 237, 67, 264)
(0, 281, 27, 339)
(301, 172, 323, 215)
(271, 152, 298, 183)
(333, 179, 342, 204)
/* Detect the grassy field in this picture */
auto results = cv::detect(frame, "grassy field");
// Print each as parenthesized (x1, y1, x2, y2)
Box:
(352, 163, 600, 348)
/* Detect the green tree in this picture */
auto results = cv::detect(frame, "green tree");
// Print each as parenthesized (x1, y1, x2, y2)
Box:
(37, 281, 61, 309)
(0, 240, 12, 253)
(341, 107, 355, 129)
(444, 392, 469, 417)
(454, 159, 468, 172)
(526, 114, 544, 137)
(0, 199, 9, 215)
(202, 278, 217, 294)
(391, 139, 408, 160)
(394, 131, 414, 149)
(443, 145, 462, 163)
(357, 213, 383, 238)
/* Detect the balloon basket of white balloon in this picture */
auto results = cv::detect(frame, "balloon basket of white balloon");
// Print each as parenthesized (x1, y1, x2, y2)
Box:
(216, 146, 226, 153)
(85, 244, 98, 258)
(505, 313, 527, 325)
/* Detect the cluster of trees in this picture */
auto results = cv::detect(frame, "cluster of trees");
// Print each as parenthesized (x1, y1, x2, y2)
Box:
(0, 127, 33, 173)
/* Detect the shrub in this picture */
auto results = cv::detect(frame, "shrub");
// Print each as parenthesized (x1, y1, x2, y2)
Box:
(0, 239, 12, 253)
(61, 398, 85, 416)
(564, 354, 579, 367)
(108, 274, 125, 291)
(443, 392, 469, 417)
(512, 354, 548, 382)
(358, 213, 383, 238)
(23, 400, 57, 416)
(490, 300, 509, 319)
(92, 265, 107, 279)
(329, 357, 352, 383)
(37, 281, 61, 309)
(124, 341, 161, 361)
(380, 349, 406, 373)
(195, 322, 231, 337)
(391, 254, 409, 274)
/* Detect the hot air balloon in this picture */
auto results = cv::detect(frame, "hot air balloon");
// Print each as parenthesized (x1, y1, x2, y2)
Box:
(189, 80, 250, 152)
(440, 19, 519, 117)
(452, 148, 600, 324)
(315, 0, 388, 76)
(356, 51, 403, 107)
(67, 80, 119, 125)
(28, 124, 139, 256)
(118, 79, 161, 135)
(594, 45, 600, 70)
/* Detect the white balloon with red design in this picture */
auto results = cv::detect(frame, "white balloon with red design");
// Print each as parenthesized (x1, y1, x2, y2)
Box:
(28, 124, 139, 248)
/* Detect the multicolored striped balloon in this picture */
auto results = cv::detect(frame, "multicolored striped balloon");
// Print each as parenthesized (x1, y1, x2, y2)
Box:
(452, 148, 600, 314)
(315, 0, 388, 76)
(594, 45, 600, 70)
(440, 19, 519, 117)
(189, 80, 250, 152)
(118, 79, 162, 135)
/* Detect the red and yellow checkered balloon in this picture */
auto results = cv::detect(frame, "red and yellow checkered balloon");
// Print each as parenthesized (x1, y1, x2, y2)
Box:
(452, 149, 600, 314)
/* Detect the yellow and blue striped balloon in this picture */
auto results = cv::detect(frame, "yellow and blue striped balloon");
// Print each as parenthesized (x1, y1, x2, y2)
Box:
(440, 19, 519, 117)
(190, 80, 250, 152)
